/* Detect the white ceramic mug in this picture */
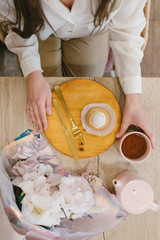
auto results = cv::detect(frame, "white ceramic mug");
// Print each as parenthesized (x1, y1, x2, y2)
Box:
(113, 171, 160, 214)
(118, 131, 151, 163)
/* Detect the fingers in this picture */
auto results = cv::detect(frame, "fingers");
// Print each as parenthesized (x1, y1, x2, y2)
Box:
(46, 93, 52, 116)
(117, 119, 156, 151)
(116, 98, 156, 151)
(26, 106, 36, 126)
(27, 104, 42, 132)
(33, 103, 44, 132)
(148, 132, 156, 151)
(116, 122, 129, 138)
(26, 73, 52, 132)
(27, 99, 49, 132)
(139, 123, 156, 151)
(38, 100, 48, 131)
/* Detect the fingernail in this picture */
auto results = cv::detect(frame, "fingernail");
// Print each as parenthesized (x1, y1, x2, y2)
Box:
(116, 133, 120, 138)
(48, 109, 52, 115)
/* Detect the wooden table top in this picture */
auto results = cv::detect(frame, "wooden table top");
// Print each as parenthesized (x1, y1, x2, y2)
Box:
(0, 77, 160, 240)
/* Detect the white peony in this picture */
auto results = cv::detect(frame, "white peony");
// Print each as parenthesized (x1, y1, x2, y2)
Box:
(12, 165, 101, 227)
(21, 193, 65, 227)
(12, 164, 65, 227)
(58, 175, 95, 218)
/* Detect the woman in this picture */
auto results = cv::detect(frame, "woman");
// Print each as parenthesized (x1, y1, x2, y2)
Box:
(0, 0, 155, 149)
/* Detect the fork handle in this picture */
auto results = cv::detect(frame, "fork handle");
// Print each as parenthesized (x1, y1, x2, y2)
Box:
(54, 85, 73, 122)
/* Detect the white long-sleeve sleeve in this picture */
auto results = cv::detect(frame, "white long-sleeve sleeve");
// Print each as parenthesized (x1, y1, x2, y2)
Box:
(108, 0, 147, 94)
(0, 0, 41, 77)
(5, 31, 42, 77)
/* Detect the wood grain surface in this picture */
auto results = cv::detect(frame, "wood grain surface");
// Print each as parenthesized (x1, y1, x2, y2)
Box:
(45, 79, 121, 158)
(0, 77, 160, 240)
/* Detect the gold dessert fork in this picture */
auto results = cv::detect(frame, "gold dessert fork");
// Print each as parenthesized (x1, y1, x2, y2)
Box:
(54, 85, 85, 148)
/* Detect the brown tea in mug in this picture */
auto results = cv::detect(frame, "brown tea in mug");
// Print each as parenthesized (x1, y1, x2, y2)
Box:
(122, 133, 147, 160)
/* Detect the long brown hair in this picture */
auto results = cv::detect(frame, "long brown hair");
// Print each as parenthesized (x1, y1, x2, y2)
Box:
(94, 0, 114, 28)
(12, 0, 115, 39)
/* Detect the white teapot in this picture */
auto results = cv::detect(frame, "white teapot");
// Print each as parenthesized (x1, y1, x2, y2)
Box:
(113, 171, 160, 214)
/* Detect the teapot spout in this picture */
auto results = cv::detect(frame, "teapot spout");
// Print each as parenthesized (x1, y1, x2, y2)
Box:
(150, 200, 160, 211)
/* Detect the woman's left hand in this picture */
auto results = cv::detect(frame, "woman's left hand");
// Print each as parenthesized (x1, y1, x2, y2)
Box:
(116, 94, 156, 150)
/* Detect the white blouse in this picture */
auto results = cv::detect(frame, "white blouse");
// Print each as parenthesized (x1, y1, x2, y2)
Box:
(0, 0, 147, 94)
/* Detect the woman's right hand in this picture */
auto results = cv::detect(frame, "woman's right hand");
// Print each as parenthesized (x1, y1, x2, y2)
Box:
(116, 94, 156, 150)
(26, 70, 52, 132)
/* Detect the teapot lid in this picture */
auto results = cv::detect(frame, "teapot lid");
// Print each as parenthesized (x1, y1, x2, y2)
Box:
(120, 180, 154, 214)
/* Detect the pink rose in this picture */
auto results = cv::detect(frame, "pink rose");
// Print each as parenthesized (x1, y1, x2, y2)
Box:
(6, 143, 37, 161)
(12, 159, 40, 177)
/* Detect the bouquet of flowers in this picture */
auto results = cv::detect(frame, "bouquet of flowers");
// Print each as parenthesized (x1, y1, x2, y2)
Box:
(0, 129, 128, 240)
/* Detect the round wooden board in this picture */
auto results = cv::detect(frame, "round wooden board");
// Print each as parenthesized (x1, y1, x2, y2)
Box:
(45, 79, 121, 158)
